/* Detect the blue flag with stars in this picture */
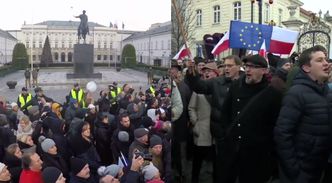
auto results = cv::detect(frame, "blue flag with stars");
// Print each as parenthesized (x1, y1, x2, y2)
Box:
(229, 21, 273, 51)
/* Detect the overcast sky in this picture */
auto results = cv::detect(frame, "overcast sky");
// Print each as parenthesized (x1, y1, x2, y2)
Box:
(0, 0, 170, 31)
(300, 0, 331, 15)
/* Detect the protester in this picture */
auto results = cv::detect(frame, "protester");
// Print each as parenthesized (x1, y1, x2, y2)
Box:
(19, 152, 44, 183)
(275, 45, 332, 183)
(42, 167, 66, 183)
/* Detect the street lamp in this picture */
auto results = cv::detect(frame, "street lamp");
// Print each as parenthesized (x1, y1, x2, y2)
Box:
(251, 0, 273, 24)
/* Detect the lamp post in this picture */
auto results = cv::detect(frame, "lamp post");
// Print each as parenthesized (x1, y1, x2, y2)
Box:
(251, 0, 254, 23)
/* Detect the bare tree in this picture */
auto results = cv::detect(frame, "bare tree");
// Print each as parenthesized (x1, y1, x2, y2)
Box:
(171, 0, 196, 56)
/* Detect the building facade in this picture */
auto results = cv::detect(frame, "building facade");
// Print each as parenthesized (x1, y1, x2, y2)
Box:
(0, 29, 17, 65)
(122, 21, 171, 68)
(187, 0, 332, 57)
(8, 21, 137, 64)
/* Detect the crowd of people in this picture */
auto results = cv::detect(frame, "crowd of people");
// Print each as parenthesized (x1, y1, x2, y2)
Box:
(0, 77, 172, 183)
(170, 45, 332, 183)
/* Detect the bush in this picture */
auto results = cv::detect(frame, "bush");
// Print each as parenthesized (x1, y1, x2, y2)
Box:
(121, 44, 136, 67)
(12, 43, 28, 70)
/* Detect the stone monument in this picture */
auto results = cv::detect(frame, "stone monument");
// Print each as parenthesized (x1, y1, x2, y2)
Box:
(66, 10, 102, 79)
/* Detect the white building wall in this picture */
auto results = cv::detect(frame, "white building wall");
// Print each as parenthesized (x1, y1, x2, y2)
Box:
(0, 34, 17, 65)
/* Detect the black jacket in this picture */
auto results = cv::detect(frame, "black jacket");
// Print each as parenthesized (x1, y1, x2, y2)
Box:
(94, 120, 113, 165)
(274, 70, 332, 183)
(41, 153, 69, 179)
(186, 74, 232, 139)
(221, 76, 282, 147)
(2, 152, 22, 183)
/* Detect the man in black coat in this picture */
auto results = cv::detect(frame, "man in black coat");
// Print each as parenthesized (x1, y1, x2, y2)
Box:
(218, 54, 283, 183)
(186, 55, 242, 182)
(274, 45, 332, 183)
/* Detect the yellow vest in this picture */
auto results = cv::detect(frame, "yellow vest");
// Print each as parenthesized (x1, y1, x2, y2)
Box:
(110, 87, 122, 104)
(19, 93, 32, 109)
(70, 89, 86, 108)
(149, 86, 155, 97)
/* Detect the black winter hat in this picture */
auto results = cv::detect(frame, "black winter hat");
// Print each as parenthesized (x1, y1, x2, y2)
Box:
(70, 157, 88, 175)
(149, 135, 162, 148)
(42, 167, 62, 183)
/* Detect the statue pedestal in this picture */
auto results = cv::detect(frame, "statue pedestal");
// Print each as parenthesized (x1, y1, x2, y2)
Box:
(66, 44, 102, 79)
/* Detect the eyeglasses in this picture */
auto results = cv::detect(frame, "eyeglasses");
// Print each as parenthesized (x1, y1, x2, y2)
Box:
(244, 64, 264, 69)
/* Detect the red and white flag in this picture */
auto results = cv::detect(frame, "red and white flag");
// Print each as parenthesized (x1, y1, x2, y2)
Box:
(259, 40, 266, 58)
(173, 44, 191, 60)
(269, 27, 298, 54)
(211, 31, 229, 55)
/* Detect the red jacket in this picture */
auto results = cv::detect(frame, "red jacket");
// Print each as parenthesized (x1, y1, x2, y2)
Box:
(19, 169, 44, 183)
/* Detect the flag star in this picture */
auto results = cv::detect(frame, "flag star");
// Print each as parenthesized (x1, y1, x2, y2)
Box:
(248, 45, 251, 47)
(241, 29, 244, 32)
(250, 25, 253, 28)
(253, 44, 256, 47)
(245, 26, 248, 29)
(258, 32, 262, 35)
(239, 34, 242, 36)
(243, 43, 246, 45)
(258, 37, 262, 39)
(256, 27, 259, 30)
(257, 41, 260, 43)
(240, 38, 243, 42)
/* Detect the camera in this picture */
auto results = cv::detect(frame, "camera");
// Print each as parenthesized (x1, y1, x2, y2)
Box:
(134, 151, 153, 161)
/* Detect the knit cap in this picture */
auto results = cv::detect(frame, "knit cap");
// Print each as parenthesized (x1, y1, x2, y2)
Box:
(142, 163, 159, 181)
(42, 167, 62, 183)
(38, 136, 56, 153)
(118, 131, 129, 142)
(149, 135, 162, 148)
(97, 164, 121, 177)
(70, 157, 88, 175)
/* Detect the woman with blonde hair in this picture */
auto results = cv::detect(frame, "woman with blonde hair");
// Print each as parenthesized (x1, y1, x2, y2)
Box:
(51, 102, 63, 120)
(17, 115, 33, 137)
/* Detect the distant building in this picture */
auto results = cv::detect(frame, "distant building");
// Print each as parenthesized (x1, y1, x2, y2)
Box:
(0, 29, 17, 65)
(8, 20, 139, 63)
(122, 21, 171, 67)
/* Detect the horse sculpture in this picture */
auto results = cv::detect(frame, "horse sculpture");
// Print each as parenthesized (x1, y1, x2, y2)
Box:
(78, 25, 89, 44)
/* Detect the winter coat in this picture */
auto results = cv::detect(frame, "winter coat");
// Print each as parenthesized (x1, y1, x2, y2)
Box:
(128, 140, 149, 160)
(41, 153, 69, 179)
(274, 70, 332, 183)
(68, 134, 100, 176)
(94, 120, 113, 165)
(171, 80, 192, 142)
(111, 123, 135, 160)
(19, 169, 43, 183)
(186, 74, 232, 140)
(3, 152, 22, 183)
(188, 92, 212, 146)
(221, 76, 282, 147)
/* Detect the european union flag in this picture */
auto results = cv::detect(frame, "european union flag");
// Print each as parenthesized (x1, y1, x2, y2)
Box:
(229, 21, 273, 51)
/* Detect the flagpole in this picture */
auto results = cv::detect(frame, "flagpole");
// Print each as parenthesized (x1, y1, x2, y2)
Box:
(171, 0, 195, 74)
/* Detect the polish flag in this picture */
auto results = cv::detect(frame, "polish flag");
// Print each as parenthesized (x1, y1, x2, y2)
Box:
(211, 31, 229, 55)
(259, 40, 266, 58)
(173, 44, 191, 60)
(269, 27, 298, 55)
